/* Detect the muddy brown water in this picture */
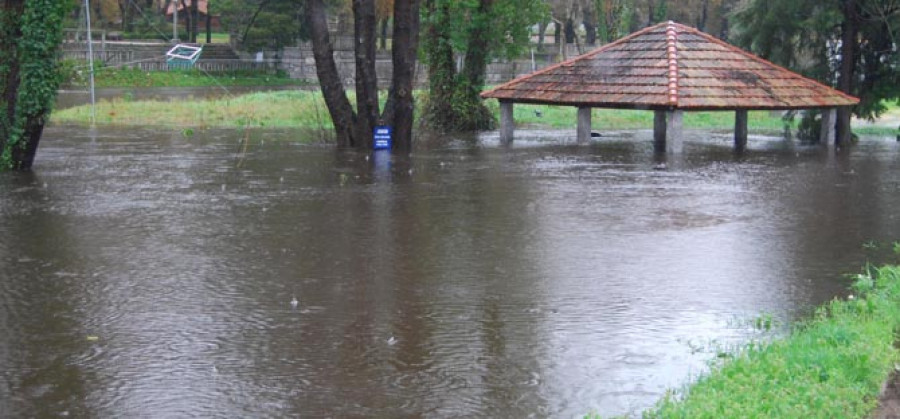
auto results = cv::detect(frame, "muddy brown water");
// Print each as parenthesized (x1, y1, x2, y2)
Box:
(1, 126, 899, 417)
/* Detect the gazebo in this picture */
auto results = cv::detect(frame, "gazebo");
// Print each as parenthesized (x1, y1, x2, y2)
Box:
(481, 21, 859, 152)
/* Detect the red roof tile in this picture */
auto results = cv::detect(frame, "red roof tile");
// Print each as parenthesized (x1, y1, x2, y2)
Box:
(481, 22, 859, 110)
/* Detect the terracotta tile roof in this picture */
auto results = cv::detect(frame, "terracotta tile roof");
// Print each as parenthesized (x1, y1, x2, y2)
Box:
(481, 21, 859, 110)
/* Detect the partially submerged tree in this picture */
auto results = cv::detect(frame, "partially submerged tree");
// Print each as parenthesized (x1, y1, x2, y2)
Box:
(732, 0, 900, 145)
(307, 0, 421, 150)
(1, 0, 69, 170)
(421, 0, 547, 132)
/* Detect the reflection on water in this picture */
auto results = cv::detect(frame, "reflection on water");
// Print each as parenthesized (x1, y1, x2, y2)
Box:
(1, 126, 899, 417)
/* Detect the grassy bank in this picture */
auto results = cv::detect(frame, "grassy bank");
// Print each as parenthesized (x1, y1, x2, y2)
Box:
(52, 89, 900, 136)
(630, 264, 900, 418)
(60, 64, 307, 88)
(53, 90, 332, 128)
(52, 90, 789, 131)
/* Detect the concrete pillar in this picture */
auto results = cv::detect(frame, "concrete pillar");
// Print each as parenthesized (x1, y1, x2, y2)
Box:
(735, 109, 748, 152)
(577, 107, 592, 144)
(666, 110, 683, 154)
(500, 101, 514, 144)
(654, 110, 667, 152)
(820, 107, 836, 149)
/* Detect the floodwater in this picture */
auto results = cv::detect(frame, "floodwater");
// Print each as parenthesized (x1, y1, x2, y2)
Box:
(1, 126, 899, 418)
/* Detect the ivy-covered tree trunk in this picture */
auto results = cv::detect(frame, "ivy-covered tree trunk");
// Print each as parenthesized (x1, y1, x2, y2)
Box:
(0, 0, 68, 171)
(421, 0, 496, 132)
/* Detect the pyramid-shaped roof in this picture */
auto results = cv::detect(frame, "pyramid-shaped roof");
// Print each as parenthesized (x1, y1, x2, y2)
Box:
(482, 21, 858, 110)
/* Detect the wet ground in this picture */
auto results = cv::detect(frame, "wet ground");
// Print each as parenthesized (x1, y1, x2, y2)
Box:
(1, 127, 899, 417)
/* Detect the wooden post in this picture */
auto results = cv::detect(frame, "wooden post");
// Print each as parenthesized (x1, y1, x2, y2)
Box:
(654, 110, 667, 152)
(577, 107, 591, 144)
(735, 109, 748, 152)
(666, 110, 683, 154)
(500, 101, 514, 144)
(820, 107, 836, 148)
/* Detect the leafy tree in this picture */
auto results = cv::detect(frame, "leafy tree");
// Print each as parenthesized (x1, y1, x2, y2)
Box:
(216, 0, 310, 51)
(307, 0, 421, 150)
(596, 0, 631, 43)
(1, 0, 70, 170)
(732, 0, 900, 145)
(421, 0, 547, 132)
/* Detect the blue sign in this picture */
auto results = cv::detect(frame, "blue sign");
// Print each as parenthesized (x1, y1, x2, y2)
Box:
(374, 126, 392, 150)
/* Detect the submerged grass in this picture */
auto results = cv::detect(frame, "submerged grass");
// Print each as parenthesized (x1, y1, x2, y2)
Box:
(627, 265, 900, 418)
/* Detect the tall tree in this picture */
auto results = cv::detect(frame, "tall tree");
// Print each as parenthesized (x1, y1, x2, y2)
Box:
(307, 0, 421, 150)
(1, 0, 69, 170)
(217, 0, 309, 51)
(596, 0, 631, 43)
(421, 0, 547, 132)
(732, 0, 900, 146)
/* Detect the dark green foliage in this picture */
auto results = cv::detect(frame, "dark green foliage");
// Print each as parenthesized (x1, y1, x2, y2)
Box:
(732, 0, 900, 123)
(1, 0, 70, 170)
(216, 0, 310, 51)
(595, 0, 631, 43)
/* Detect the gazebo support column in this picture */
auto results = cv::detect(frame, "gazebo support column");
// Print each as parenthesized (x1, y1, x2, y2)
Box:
(654, 110, 667, 152)
(577, 107, 592, 144)
(820, 107, 836, 148)
(734, 110, 748, 152)
(666, 110, 683, 153)
(500, 101, 515, 144)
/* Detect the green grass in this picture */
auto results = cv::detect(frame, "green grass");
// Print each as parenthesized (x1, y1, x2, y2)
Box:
(619, 265, 900, 418)
(53, 90, 332, 128)
(54, 90, 791, 131)
(52, 89, 900, 137)
(206, 32, 230, 44)
(64, 65, 307, 88)
(482, 99, 790, 131)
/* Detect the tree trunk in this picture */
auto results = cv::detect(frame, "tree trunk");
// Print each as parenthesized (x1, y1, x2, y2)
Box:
(308, 0, 421, 150)
(307, 0, 357, 147)
(353, 0, 379, 150)
(422, 0, 457, 128)
(379, 18, 388, 50)
(12, 120, 44, 169)
(383, 0, 421, 150)
(206, 11, 211, 43)
(836, 0, 859, 147)
(1, 0, 25, 148)
(584, 18, 596, 45)
(461, 0, 493, 91)
(564, 17, 576, 43)
(1, 0, 65, 170)
(190, 0, 199, 42)
(537, 20, 547, 47)
(553, 20, 561, 44)
(697, 0, 708, 32)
